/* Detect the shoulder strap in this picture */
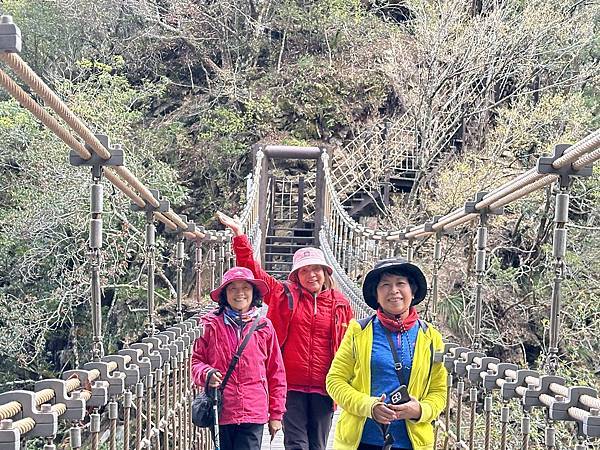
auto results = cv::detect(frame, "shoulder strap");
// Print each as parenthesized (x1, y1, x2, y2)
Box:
(426, 341, 434, 383)
(358, 314, 375, 330)
(383, 327, 408, 386)
(282, 282, 294, 310)
(417, 319, 435, 384)
(220, 315, 261, 390)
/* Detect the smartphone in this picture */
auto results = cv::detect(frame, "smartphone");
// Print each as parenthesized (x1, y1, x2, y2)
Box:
(388, 385, 410, 405)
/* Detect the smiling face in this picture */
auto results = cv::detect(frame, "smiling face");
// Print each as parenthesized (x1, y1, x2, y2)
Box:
(376, 273, 414, 319)
(297, 264, 326, 294)
(225, 280, 254, 313)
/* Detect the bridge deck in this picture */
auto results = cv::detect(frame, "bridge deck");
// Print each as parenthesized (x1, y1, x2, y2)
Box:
(260, 408, 340, 449)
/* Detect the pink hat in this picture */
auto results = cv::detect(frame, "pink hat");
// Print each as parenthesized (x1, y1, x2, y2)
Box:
(288, 247, 333, 281)
(210, 267, 269, 302)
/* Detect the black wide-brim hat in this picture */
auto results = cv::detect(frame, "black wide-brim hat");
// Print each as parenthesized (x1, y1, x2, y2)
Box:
(362, 258, 428, 310)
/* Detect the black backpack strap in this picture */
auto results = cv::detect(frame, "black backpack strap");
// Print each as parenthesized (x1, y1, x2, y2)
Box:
(220, 315, 261, 390)
(383, 327, 408, 387)
(282, 282, 294, 310)
(418, 319, 429, 332)
(358, 314, 375, 330)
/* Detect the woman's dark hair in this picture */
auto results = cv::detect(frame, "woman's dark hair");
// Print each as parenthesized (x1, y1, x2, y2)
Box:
(217, 284, 263, 315)
(374, 268, 418, 297)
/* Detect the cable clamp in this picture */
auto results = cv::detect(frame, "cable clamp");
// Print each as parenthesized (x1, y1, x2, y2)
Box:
(537, 144, 593, 187)
(83, 361, 125, 398)
(549, 386, 599, 438)
(467, 356, 500, 387)
(0, 391, 57, 438)
(101, 355, 140, 388)
(69, 134, 124, 179)
(501, 369, 539, 401)
(0, 418, 20, 450)
(522, 375, 565, 409)
(455, 351, 486, 380)
(130, 188, 170, 213)
(116, 349, 151, 379)
(482, 362, 518, 392)
(0, 15, 22, 53)
(61, 370, 108, 408)
(444, 346, 470, 373)
(34, 379, 85, 421)
(464, 191, 504, 216)
(130, 342, 162, 371)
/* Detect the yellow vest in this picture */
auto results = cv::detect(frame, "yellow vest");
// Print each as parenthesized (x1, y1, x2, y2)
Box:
(326, 317, 448, 450)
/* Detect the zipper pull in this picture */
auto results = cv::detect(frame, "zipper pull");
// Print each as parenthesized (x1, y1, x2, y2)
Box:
(313, 292, 317, 316)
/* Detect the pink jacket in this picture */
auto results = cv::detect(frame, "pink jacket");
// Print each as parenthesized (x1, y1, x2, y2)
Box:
(191, 312, 287, 425)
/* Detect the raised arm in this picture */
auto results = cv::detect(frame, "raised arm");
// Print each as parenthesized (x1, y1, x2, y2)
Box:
(217, 211, 282, 302)
(216, 211, 243, 237)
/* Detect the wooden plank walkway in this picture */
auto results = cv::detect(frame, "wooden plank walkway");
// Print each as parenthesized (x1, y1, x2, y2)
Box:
(260, 408, 340, 449)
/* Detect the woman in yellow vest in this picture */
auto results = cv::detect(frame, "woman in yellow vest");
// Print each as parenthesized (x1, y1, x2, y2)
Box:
(326, 258, 447, 450)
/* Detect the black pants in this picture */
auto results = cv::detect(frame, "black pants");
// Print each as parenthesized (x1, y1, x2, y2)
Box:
(357, 443, 410, 450)
(283, 391, 333, 450)
(218, 423, 264, 450)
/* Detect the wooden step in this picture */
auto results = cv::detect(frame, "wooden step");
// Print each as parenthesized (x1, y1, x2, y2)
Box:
(265, 252, 296, 257)
(266, 243, 309, 252)
(269, 226, 314, 232)
(266, 235, 314, 243)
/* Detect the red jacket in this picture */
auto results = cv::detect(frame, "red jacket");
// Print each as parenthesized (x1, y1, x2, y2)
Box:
(191, 312, 287, 424)
(233, 235, 353, 394)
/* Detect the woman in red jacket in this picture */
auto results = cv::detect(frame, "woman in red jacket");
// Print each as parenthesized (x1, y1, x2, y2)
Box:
(192, 266, 287, 450)
(217, 211, 353, 450)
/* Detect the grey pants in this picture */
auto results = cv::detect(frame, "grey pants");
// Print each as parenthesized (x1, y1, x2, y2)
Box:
(283, 391, 334, 450)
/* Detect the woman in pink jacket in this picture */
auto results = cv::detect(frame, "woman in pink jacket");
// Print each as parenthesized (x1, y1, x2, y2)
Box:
(192, 266, 287, 450)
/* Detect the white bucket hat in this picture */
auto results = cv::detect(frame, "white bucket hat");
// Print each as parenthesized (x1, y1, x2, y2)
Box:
(288, 247, 333, 281)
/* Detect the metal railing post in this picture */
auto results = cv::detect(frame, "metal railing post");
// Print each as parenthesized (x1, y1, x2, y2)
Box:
(132, 189, 170, 336)
(464, 192, 503, 351)
(536, 144, 592, 374)
(194, 241, 203, 305)
(69, 134, 124, 361)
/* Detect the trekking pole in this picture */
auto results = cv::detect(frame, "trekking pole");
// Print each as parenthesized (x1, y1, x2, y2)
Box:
(211, 387, 221, 450)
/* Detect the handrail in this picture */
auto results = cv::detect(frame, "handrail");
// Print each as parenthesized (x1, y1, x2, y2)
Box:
(0, 54, 207, 240)
(321, 129, 600, 242)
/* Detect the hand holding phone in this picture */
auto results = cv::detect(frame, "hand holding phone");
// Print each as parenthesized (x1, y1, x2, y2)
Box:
(388, 385, 410, 405)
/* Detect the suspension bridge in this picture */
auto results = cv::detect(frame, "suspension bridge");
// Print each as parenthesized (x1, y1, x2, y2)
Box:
(0, 14, 599, 450)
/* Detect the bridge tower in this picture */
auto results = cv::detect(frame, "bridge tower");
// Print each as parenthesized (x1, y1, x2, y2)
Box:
(252, 145, 329, 279)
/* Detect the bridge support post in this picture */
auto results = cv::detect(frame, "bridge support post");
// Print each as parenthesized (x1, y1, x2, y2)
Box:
(208, 241, 216, 291)
(424, 217, 444, 320)
(537, 144, 592, 375)
(175, 233, 185, 323)
(131, 189, 170, 336)
(407, 238, 414, 262)
(464, 192, 503, 351)
(432, 232, 442, 317)
(167, 216, 195, 323)
(253, 145, 269, 264)
(194, 241, 203, 305)
(69, 134, 124, 361)
(314, 148, 329, 245)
